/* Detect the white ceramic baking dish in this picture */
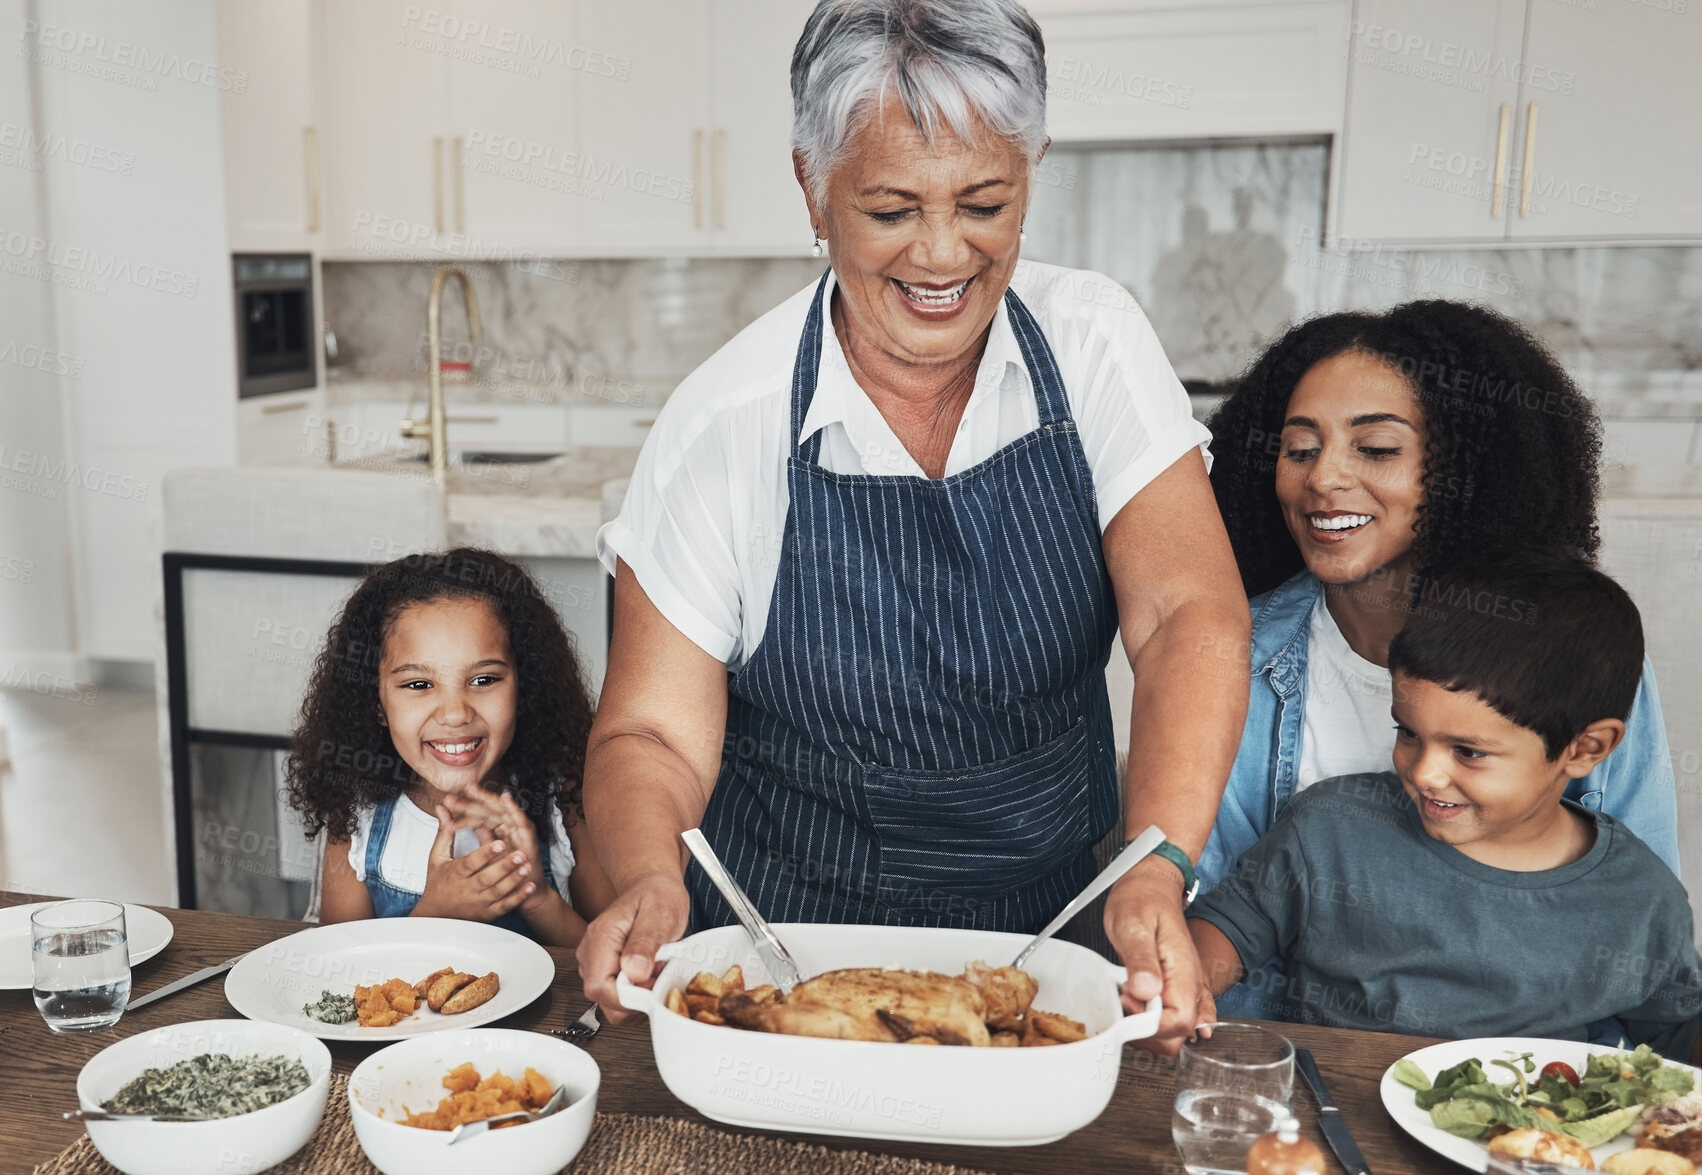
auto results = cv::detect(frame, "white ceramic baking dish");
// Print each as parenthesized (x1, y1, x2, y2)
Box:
(614, 922, 1161, 1146)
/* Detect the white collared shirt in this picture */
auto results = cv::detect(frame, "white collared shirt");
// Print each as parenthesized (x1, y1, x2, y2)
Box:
(598, 260, 1211, 667)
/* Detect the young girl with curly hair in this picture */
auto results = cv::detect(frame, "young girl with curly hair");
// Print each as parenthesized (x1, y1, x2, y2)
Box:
(286, 548, 605, 946)
(1202, 300, 1678, 905)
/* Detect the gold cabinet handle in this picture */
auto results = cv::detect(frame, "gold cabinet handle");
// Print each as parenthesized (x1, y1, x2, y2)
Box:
(1519, 103, 1539, 218)
(453, 135, 465, 233)
(433, 136, 445, 234)
(692, 129, 704, 230)
(261, 398, 309, 415)
(1490, 104, 1509, 221)
(304, 126, 321, 233)
(713, 128, 727, 231)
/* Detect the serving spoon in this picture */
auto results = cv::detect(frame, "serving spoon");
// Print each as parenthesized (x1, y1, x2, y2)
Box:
(680, 828, 805, 994)
(446, 1083, 570, 1144)
(1010, 824, 1166, 969)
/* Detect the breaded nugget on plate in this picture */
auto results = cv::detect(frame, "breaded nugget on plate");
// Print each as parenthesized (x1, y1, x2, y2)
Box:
(426, 971, 475, 1012)
(440, 971, 500, 1015)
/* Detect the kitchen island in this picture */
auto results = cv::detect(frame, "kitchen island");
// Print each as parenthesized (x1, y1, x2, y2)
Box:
(2, 893, 1461, 1175)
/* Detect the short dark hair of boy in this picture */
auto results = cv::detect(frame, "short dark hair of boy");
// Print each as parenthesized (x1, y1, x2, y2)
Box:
(1386, 550, 1643, 760)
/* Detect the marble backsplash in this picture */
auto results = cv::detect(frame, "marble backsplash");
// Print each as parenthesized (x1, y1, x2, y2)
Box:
(322, 141, 1702, 408)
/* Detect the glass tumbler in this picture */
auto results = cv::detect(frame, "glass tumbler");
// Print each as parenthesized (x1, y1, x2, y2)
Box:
(1171, 1021, 1296, 1175)
(31, 899, 131, 1033)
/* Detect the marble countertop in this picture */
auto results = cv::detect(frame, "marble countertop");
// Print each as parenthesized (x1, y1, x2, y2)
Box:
(325, 374, 668, 411)
(331, 445, 641, 558)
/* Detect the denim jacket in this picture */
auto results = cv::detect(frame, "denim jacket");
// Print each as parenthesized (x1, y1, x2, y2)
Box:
(1199, 570, 1681, 893)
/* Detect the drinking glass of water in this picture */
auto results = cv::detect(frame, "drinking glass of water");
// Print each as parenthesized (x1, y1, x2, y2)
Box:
(31, 900, 131, 1034)
(1171, 1021, 1295, 1175)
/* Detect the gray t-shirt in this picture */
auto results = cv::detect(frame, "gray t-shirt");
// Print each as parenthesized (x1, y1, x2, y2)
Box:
(1191, 772, 1701, 1053)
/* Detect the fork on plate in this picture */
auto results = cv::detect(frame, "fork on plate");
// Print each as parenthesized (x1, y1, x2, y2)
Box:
(554, 1002, 601, 1042)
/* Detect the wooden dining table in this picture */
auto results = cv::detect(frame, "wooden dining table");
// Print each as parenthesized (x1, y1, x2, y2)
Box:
(1, 893, 1463, 1175)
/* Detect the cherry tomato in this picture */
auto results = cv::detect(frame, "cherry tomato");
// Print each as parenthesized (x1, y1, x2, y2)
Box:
(1541, 1061, 1581, 1086)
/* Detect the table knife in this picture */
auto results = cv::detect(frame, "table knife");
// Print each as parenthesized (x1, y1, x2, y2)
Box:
(125, 953, 247, 1012)
(1296, 1047, 1371, 1175)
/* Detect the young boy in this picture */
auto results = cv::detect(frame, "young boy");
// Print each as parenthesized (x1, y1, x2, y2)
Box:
(1188, 551, 1702, 1053)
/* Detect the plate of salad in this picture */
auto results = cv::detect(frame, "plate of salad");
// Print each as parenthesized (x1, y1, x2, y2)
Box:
(1380, 1038, 1699, 1171)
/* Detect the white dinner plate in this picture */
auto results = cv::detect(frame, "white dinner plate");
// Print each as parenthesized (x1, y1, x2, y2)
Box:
(224, 917, 555, 1040)
(0, 901, 174, 990)
(1381, 1035, 1702, 1171)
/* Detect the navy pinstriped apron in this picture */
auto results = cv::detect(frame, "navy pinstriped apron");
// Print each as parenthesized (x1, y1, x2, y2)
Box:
(688, 273, 1120, 934)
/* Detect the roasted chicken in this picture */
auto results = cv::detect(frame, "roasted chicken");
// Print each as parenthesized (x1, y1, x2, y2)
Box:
(700, 960, 1081, 1047)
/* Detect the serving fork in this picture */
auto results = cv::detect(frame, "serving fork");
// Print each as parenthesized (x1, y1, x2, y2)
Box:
(553, 1002, 601, 1042)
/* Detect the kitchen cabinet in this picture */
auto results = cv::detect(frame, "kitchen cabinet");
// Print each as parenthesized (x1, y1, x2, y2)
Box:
(576, 0, 810, 257)
(1333, 0, 1702, 244)
(575, 1, 713, 254)
(315, 1, 451, 258)
(326, 394, 569, 459)
(216, 0, 323, 252)
(708, 0, 813, 254)
(445, 0, 583, 250)
(1027, 0, 1349, 143)
(237, 390, 328, 466)
(569, 405, 656, 448)
(1332, 0, 1524, 243)
(1509, 0, 1702, 240)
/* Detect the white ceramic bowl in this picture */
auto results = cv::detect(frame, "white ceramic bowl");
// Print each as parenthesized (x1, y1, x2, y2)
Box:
(348, 1028, 599, 1175)
(615, 923, 1162, 1146)
(76, 1018, 332, 1175)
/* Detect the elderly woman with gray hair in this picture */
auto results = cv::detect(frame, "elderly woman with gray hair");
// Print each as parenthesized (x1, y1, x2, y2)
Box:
(579, 0, 1249, 1053)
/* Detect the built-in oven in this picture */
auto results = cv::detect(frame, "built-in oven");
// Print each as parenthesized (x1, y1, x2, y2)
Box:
(233, 253, 315, 398)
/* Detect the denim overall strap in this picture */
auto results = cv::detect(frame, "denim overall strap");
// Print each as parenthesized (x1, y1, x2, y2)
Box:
(690, 279, 1120, 933)
(362, 795, 553, 941)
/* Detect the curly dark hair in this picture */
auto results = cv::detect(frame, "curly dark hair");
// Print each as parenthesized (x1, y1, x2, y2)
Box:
(285, 547, 595, 846)
(1207, 300, 1604, 598)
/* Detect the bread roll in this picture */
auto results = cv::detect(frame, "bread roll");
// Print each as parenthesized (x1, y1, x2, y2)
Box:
(1488, 1128, 1597, 1169)
(1604, 1150, 1698, 1175)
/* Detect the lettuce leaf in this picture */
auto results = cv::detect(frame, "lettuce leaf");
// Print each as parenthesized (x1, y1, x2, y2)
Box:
(1558, 1103, 1645, 1147)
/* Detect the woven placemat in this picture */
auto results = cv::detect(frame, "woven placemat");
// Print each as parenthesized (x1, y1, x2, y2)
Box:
(35, 1074, 996, 1175)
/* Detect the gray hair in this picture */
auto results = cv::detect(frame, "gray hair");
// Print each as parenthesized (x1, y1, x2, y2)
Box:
(791, 0, 1048, 203)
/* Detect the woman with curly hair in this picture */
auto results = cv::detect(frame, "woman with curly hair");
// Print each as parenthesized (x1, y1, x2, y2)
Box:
(286, 548, 605, 946)
(1202, 300, 1678, 904)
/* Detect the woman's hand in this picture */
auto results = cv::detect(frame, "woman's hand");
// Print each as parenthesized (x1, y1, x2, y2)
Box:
(1107, 857, 1208, 1055)
(411, 805, 535, 922)
(441, 790, 552, 915)
(575, 871, 692, 1026)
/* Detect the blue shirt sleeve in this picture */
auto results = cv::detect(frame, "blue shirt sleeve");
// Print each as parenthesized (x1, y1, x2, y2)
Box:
(1575, 656, 1680, 876)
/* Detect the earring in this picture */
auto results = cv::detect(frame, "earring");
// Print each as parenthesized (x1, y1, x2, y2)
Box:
(1019, 220, 1028, 245)
(811, 233, 824, 258)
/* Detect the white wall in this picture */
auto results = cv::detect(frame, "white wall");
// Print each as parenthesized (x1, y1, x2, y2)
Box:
(10, 0, 239, 664)
(0, 0, 81, 682)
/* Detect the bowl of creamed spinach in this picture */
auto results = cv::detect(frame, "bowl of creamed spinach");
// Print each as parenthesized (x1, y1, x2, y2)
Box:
(77, 1020, 332, 1175)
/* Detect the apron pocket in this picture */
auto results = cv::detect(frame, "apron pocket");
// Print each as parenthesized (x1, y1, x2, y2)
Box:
(863, 717, 1102, 910)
